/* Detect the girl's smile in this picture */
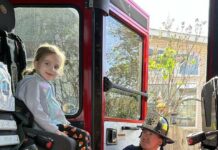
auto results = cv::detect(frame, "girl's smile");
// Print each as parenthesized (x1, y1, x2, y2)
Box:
(35, 53, 62, 81)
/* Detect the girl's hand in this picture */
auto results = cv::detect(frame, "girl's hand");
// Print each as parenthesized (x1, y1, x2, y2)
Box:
(56, 130, 68, 137)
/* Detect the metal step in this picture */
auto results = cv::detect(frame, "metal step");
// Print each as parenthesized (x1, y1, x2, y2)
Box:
(0, 135, 19, 146)
(0, 120, 17, 130)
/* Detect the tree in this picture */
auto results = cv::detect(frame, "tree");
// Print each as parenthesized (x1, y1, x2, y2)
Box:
(148, 17, 207, 125)
(104, 16, 143, 119)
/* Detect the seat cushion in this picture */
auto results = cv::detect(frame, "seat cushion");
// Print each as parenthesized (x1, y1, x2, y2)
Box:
(23, 127, 76, 150)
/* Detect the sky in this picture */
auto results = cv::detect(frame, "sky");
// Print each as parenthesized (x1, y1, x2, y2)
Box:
(133, 0, 209, 36)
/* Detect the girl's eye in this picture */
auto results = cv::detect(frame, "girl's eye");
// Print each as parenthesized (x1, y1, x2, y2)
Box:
(54, 65, 60, 70)
(45, 62, 49, 65)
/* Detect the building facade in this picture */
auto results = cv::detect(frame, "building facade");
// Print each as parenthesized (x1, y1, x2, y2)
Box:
(148, 28, 208, 129)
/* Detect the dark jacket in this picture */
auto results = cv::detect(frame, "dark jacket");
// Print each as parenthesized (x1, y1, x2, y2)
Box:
(123, 145, 142, 150)
(123, 144, 164, 150)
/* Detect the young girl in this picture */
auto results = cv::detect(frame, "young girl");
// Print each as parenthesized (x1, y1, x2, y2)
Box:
(15, 43, 91, 150)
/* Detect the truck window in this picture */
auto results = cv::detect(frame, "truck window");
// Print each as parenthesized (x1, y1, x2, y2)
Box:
(14, 7, 80, 115)
(104, 16, 143, 119)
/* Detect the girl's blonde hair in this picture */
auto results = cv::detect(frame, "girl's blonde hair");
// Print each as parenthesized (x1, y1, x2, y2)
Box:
(23, 43, 66, 76)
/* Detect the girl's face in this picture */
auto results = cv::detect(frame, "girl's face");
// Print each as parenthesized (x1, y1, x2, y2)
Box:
(34, 53, 62, 81)
(140, 129, 163, 150)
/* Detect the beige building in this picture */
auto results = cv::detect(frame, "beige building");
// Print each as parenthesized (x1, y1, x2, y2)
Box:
(149, 29, 207, 129)
(148, 28, 208, 149)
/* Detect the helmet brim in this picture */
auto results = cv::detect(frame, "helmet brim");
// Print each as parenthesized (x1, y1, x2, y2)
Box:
(139, 126, 174, 144)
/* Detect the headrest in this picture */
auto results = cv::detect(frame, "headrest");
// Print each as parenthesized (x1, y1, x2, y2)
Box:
(0, 0, 15, 32)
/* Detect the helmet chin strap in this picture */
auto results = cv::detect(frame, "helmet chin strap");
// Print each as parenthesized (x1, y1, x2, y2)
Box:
(160, 145, 164, 150)
(139, 132, 142, 138)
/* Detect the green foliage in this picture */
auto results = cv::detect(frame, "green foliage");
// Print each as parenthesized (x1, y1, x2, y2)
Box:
(15, 8, 79, 58)
(104, 17, 142, 119)
(105, 92, 139, 119)
(148, 17, 207, 123)
(149, 47, 177, 80)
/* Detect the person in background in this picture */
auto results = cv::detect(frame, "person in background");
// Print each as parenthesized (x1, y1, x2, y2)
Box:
(123, 112, 174, 150)
(15, 43, 91, 150)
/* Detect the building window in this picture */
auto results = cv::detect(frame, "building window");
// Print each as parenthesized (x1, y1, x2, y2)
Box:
(178, 53, 199, 76)
(176, 86, 197, 126)
(149, 48, 164, 56)
(147, 83, 197, 127)
(149, 48, 200, 76)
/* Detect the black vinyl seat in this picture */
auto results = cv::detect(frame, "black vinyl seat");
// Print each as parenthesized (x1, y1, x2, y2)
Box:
(24, 128, 76, 150)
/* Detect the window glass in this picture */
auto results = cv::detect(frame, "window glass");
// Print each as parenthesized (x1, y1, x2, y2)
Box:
(104, 16, 143, 119)
(178, 54, 199, 76)
(176, 87, 197, 126)
(149, 48, 199, 76)
(148, 83, 197, 127)
(15, 7, 80, 115)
